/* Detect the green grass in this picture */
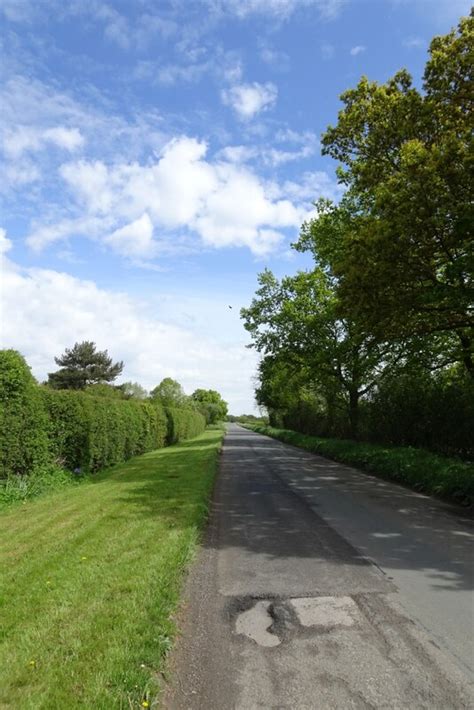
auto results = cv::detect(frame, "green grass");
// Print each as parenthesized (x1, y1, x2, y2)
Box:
(0, 428, 223, 709)
(244, 424, 474, 507)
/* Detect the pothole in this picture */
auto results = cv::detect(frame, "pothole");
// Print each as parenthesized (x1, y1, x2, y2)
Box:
(235, 600, 281, 647)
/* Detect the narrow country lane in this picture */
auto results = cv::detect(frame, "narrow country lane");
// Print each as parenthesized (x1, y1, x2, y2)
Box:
(166, 425, 474, 709)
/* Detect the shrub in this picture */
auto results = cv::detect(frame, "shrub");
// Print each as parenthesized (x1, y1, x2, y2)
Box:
(0, 351, 50, 477)
(165, 407, 206, 445)
(41, 389, 168, 472)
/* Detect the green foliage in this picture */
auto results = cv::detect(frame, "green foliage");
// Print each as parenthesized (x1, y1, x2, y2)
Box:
(227, 414, 268, 424)
(150, 378, 187, 407)
(41, 389, 168, 472)
(165, 407, 206, 444)
(0, 350, 50, 477)
(0, 464, 79, 506)
(363, 370, 474, 459)
(317, 13, 474, 374)
(47, 341, 124, 389)
(119, 381, 148, 399)
(246, 425, 474, 506)
(242, 268, 404, 438)
(84, 383, 124, 398)
(191, 388, 228, 424)
(242, 16, 474, 461)
(0, 350, 217, 486)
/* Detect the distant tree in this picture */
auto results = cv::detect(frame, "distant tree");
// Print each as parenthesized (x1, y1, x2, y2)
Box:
(150, 378, 187, 407)
(191, 388, 228, 424)
(119, 381, 148, 400)
(47, 341, 123, 390)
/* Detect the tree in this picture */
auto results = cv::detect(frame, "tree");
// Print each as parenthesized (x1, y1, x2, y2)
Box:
(119, 381, 148, 400)
(316, 13, 473, 375)
(150, 378, 187, 407)
(47, 341, 124, 390)
(191, 388, 228, 424)
(241, 267, 405, 438)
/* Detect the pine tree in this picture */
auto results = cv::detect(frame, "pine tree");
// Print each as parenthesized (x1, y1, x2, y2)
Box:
(47, 341, 124, 390)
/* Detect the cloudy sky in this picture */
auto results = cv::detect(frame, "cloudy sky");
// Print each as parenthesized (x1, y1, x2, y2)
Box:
(0, 0, 470, 412)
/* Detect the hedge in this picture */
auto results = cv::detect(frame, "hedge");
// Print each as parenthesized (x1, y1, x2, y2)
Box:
(165, 407, 206, 445)
(0, 350, 207, 480)
(0, 351, 50, 477)
(40, 389, 169, 472)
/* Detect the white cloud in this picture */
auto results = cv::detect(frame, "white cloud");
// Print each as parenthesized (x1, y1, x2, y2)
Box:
(221, 82, 278, 119)
(350, 45, 366, 56)
(104, 213, 155, 258)
(0, 255, 259, 413)
(2, 124, 85, 157)
(43, 127, 84, 151)
(28, 136, 306, 257)
(216, 0, 345, 21)
(0, 228, 12, 254)
(216, 145, 258, 164)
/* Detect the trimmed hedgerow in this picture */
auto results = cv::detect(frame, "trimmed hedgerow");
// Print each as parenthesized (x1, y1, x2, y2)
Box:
(244, 424, 474, 507)
(0, 351, 50, 477)
(1, 349, 208, 490)
(165, 406, 206, 445)
(41, 389, 168, 472)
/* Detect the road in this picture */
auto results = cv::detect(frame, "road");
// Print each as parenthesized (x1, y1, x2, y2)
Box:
(166, 424, 474, 709)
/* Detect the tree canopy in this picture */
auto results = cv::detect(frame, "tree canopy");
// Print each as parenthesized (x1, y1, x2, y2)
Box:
(150, 378, 187, 407)
(241, 12, 473, 454)
(306, 13, 473, 375)
(191, 388, 228, 424)
(47, 342, 124, 390)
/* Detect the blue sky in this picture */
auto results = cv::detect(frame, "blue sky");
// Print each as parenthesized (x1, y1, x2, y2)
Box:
(0, 0, 470, 412)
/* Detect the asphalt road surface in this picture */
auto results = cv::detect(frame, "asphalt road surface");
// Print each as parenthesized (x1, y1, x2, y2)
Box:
(166, 424, 474, 709)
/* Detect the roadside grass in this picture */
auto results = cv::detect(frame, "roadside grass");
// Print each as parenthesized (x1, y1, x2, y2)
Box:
(0, 428, 223, 709)
(243, 424, 474, 507)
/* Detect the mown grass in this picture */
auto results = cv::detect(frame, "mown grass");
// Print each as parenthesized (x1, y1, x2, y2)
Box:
(243, 424, 474, 507)
(0, 429, 223, 709)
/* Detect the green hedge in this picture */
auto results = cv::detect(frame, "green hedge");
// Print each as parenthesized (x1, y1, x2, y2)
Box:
(40, 389, 168, 472)
(0, 351, 50, 477)
(165, 407, 206, 445)
(245, 424, 474, 507)
(0, 350, 208, 481)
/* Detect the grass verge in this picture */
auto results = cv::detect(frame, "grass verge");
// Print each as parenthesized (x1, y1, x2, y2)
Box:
(243, 424, 474, 507)
(0, 428, 223, 709)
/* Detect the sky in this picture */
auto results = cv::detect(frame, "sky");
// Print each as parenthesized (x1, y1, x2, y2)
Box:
(0, 0, 471, 413)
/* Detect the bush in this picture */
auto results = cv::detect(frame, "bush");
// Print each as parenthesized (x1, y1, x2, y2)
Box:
(0, 351, 50, 477)
(0, 464, 77, 506)
(165, 407, 206, 445)
(41, 389, 168, 472)
(0, 350, 209, 490)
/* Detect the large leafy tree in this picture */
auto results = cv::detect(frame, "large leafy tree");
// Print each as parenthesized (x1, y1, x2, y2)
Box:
(150, 378, 187, 407)
(314, 13, 473, 375)
(47, 341, 124, 390)
(191, 388, 228, 424)
(241, 268, 404, 438)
